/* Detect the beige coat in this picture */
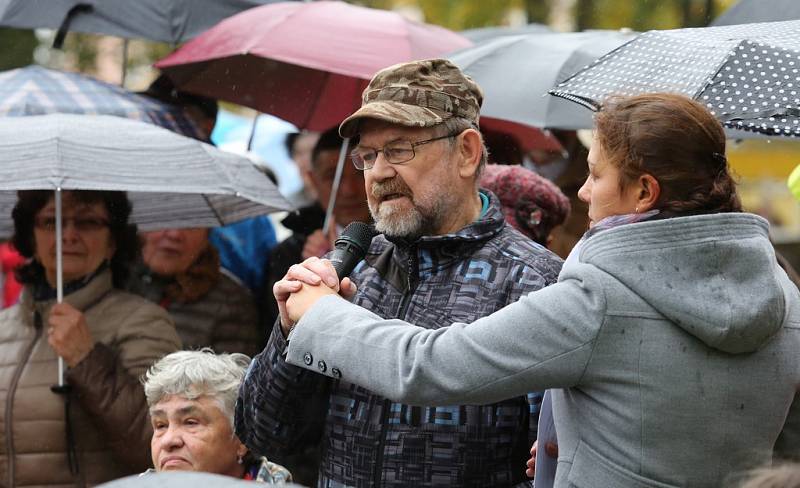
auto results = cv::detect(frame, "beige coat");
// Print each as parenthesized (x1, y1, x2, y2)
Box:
(0, 269, 181, 487)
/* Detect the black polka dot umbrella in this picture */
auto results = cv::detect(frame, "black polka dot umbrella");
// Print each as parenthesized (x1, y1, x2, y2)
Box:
(549, 20, 800, 138)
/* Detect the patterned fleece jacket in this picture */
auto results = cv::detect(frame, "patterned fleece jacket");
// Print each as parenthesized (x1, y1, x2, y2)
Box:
(235, 190, 563, 488)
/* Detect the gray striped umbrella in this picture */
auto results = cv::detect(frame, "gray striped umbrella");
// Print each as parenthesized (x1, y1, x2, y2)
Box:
(0, 113, 291, 384)
(0, 113, 290, 237)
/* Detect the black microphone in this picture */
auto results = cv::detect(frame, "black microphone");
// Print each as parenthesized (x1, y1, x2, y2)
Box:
(329, 222, 375, 280)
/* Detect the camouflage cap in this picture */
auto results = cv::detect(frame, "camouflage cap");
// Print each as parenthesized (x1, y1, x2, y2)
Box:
(339, 58, 483, 138)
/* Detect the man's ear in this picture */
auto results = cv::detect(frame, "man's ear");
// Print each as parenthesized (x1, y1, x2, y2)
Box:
(636, 173, 661, 212)
(456, 129, 482, 179)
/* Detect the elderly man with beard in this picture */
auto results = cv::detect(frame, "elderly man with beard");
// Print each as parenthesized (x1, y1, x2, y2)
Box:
(235, 59, 563, 487)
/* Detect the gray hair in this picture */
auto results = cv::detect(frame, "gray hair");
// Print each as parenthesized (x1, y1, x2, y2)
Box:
(437, 117, 489, 180)
(143, 349, 251, 426)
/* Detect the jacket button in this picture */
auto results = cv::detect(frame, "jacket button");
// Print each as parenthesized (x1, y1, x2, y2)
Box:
(331, 368, 341, 379)
(303, 353, 313, 366)
(317, 360, 327, 373)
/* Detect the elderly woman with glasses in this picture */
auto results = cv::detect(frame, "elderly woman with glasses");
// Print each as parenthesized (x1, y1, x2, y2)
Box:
(0, 190, 181, 486)
(144, 349, 291, 482)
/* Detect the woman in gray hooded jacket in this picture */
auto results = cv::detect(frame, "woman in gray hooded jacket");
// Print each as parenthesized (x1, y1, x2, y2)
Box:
(272, 93, 800, 488)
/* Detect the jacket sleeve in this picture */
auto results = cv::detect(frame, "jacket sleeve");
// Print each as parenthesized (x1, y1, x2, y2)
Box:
(285, 264, 607, 406)
(66, 303, 181, 471)
(776, 392, 800, 460)
(235, 319, 330, 463)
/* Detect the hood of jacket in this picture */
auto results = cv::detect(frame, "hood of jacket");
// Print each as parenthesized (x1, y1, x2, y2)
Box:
(577, 212, 785, 354)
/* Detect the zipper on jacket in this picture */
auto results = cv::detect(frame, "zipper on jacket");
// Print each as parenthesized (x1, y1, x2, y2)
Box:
(372, 251, 418, 485)
(6, 311, 43, 487)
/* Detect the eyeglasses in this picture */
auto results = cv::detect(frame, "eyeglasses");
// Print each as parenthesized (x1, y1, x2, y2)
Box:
(34, 216, 110, 233)
(350, 133, 459, 170)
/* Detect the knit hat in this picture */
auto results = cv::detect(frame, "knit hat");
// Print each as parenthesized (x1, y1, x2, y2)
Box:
(480, 164, 570, 245)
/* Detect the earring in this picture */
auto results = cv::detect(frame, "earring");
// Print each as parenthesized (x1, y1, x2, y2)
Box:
(237, 454, 244, 465)
(634, 206, 639, 214)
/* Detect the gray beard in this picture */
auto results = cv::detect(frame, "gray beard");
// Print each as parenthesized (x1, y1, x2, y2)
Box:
(370, 197, 446, 240)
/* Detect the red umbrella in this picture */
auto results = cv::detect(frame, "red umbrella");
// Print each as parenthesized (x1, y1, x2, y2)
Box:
(155, 0, 472, 131)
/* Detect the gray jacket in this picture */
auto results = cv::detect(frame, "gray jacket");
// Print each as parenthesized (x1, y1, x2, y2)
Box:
(285, 213, 800, 488)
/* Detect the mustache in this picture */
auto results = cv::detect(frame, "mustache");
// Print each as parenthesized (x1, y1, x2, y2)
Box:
(371, 178, 412, 199)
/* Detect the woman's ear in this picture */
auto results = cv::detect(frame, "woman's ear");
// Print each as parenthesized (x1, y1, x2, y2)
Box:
(236, 443, 248, 460)
(636, 173, 661, 212)
(456, 129, 482, 179)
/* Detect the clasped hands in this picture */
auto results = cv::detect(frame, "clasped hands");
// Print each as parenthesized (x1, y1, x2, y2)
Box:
(274, 257, 358, 337)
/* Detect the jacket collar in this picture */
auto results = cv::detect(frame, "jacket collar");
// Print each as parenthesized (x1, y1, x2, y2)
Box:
(21, 268, 114, 317)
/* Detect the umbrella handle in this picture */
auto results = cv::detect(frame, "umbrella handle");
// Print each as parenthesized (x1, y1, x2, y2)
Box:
(322, 138, 350, 235)
(53, 4, 94, 50)
(55, 188, 65, 387)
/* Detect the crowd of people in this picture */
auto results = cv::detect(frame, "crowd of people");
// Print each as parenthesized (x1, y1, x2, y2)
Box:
(0, 53, 796, 488)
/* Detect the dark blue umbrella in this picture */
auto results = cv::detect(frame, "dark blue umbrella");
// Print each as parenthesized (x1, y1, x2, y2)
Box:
(0, 65, 203, 138)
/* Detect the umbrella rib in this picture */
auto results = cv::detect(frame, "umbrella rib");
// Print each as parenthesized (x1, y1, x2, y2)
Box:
(689, 38, 746, 102)
(548, 91, 601, 112)
(201, 193, 225, 226)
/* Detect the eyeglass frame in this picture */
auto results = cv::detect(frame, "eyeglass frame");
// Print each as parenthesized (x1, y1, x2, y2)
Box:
(350, 132, 461, 171)
(34, 216, 111, 233)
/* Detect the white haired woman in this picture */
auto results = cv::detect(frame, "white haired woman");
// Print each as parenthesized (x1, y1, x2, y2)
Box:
(143, 349, 292, 483)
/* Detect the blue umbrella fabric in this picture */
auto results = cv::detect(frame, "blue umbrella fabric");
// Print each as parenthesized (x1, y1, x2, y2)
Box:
(550, 20, 800, 137)
(0, 65, 203, 138)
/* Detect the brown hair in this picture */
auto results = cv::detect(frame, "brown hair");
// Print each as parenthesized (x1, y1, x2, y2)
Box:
(594, 93, 741, 218)
(12, 190, 138, 289)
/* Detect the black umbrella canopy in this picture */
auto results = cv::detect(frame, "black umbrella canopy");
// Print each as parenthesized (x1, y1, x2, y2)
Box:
(448, 30, 636, 130)
(460, 23, 551, 43)
(551, 20, 800, 138)
(712, 0, 800, 26)
(0, 0, 291, 44)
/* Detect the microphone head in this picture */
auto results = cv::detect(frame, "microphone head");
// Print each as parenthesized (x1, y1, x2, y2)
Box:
(335, 221, 376, 254)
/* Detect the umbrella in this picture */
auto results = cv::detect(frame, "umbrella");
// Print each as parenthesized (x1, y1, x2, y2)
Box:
(0, 0, 290, 45)
(0, 65, 202, 138)
(448, 30, 636, 131)
(155, 1, 472, 131)
(98, 471, 306, 488)
(156, 0, 471, 232)
(550, 20, 800, 138)
(460, 23, 551, 43)
(0, 113, 291, 384)
(712, 0, 800, 26)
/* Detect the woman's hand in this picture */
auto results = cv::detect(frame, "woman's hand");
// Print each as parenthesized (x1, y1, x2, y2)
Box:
(286, 282, 338, 324)
(273, 257, 357, 336)
(301, 228, 336, 260)
(526, 440, 558, 479)
(526, 441, 537, 478)
(47, 302, 95, 367)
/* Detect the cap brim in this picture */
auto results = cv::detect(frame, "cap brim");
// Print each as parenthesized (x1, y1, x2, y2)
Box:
(339, 101, 450, 138)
